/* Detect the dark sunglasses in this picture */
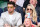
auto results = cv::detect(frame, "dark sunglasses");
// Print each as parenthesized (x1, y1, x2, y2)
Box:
(27, 8, 33, 11)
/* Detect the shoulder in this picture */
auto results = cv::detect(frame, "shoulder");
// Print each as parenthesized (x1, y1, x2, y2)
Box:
(1, 11, 8, 17)
(1, 11, 8, 15)
(15, 11, 21, 16)
(15, 11, 22, 19)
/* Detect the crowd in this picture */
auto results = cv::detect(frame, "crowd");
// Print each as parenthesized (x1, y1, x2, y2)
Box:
(0, 0, 40, 27)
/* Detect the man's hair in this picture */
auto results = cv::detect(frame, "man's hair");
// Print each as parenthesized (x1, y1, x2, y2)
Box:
(7, 2, 15, 7)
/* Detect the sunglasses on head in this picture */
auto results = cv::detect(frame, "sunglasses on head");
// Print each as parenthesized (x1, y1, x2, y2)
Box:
(27, 8, 33, 11)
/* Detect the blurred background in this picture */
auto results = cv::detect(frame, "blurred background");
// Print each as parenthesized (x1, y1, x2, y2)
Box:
(0, 0, 40, 10)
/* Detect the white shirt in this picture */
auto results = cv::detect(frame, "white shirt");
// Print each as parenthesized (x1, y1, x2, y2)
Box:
(1, 11, 22, 27)
(0, 17, 4, 27)
(16, 0, 25, 7)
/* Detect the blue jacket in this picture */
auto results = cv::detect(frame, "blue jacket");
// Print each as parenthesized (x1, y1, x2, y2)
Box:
(0, 8, 3, 16)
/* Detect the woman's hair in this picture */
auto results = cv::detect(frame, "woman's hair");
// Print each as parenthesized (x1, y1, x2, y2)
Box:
(26, 4, 37, 22)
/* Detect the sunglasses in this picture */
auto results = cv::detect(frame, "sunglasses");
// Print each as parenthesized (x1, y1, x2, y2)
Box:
(27, 8, 33, 11)
(7, 7, 13, 9)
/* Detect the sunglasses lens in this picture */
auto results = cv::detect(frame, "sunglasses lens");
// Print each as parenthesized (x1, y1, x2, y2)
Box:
(30, 9, 32, 10)
(7, 7, 13, 9)
(27, 9, 29, 10)
(27, 8, 32, 11)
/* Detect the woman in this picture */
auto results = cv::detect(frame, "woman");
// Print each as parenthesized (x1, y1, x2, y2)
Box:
(25, 4, 37, 25)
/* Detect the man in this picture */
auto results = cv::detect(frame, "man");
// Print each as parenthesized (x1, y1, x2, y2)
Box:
(9, 0, 25, 23)
(1, 2, 22, 27)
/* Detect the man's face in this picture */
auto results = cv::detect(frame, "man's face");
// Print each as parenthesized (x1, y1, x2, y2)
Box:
(7, 4, 15, 13)
(24, 18, 31, 27)
(30, 0, 37, 5)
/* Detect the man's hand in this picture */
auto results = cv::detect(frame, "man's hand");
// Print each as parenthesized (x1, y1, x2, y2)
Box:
(4, 23, 11, 27)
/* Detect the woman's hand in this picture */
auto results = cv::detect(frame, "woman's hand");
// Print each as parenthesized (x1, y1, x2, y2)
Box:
(25, 14, 28, 18)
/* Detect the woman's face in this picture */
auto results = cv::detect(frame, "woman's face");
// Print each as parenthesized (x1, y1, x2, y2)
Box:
(27, 6, 33, 14)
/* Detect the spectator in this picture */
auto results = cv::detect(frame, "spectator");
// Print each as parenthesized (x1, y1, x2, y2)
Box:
(0, 8, 3, 16)
(19, 18, 37, 27)
(25, 4, 37, 25)
(9, 0, 25, 23)
(1, 2, 22, 27)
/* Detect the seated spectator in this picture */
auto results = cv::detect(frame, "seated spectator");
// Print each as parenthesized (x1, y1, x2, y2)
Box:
(9, 0, 25, 23)
(1, 2, 22, 27)
(19, 18, 37, 27)
(25, 4, 37, 25)
(0, 8, 3, 16)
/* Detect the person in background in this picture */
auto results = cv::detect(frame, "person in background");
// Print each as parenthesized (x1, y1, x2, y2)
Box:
(25, 4, 37, 25)
(1, 2, 22, 27)
(9, 0, 25, 23)
(29, 0, 37, 8)
(0, 8, 3, 17)
(19, 18, 37, 27)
